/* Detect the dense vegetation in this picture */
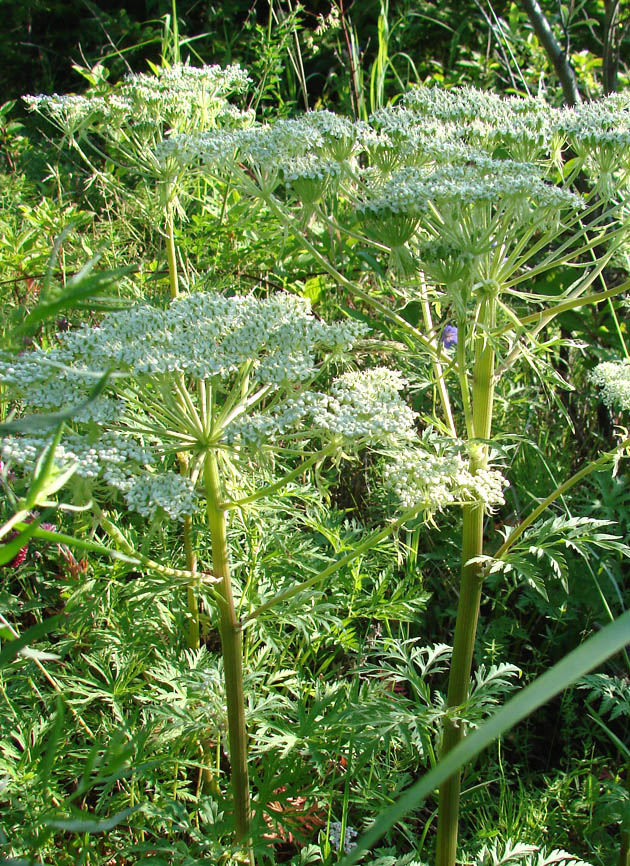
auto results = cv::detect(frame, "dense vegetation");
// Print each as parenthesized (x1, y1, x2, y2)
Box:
(2, 3, 630, 866)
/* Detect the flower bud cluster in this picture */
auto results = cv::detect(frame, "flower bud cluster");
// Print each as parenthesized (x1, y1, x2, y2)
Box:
(310, 368, 417, 444)
(0, 432, 195, 520)
(589, 359, 630, 411)
(25, 63, 251, 137)
(383, 446, 508, 513)
(402, 85, 546, 125)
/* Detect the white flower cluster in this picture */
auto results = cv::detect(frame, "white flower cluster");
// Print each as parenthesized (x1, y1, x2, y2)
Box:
(25, 63, 250, 133)
(403, 85, 547, 124)
(161, 118, 321, 170)
(11, 293, 366, 388)
(555, 95, 630, 151)
(310, 368, 417, 443)
(304, 109, 364, 160)
(395, 87, 630, 181)
(226, 368, 417, 448)
(282, 154, 342, 206)
(555, 96, 630, 194)
(467, 115, 552, 163)
(153, 83, 630, 223)
(214, 103, 256, 129)
(227, 391, 317, 446)
(589, 359, 630, 411)
(120, 471, 196, 520)
(161, 110, 362, 174)
(383, 446, 508, 513)
(0, 431, 194, 519)
(22, 92, 102, 133)
(157, 127, 242, 168)
(282, 154, 342, 184)
(1, 431, 151, 479)
(358, 159, 581, 219)
(400, 86, 554, 161)
(2, 292, 396, 515)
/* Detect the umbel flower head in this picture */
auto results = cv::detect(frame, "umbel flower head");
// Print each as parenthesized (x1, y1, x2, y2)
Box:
(24, 63, 251, 137)
(0, 292, 419, 521)
(24, 63, 253, 183)
(355, 156, 583, 294)
(383, 434, 508, 516)
(590, 359, 630, 411)
(555, 94, 630, 196)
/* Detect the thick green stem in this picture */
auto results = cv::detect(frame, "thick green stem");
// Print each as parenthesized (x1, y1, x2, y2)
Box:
(204, 451, 253, 864)
(435, 296, 496, 866)
(436, 502, 485, 866)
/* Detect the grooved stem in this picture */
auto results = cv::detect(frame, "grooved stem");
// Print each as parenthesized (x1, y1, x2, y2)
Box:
(204, 451, 253, 864)
(435, 296, 496, 866)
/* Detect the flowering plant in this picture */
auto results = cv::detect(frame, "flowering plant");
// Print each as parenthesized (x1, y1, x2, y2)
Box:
(159, 84, 630, 866)
(14, 73, 630, 866)
(2, 285, 505, 859)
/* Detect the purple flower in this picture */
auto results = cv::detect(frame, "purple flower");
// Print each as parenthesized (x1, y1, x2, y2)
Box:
(0, 517, 58, 568)
(441, 325, 458, 350)
(1, 532, 28, 568)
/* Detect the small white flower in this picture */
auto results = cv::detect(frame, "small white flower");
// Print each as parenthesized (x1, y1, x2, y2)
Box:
(383, 441, 508, 514)
(590, 359, 630, 411)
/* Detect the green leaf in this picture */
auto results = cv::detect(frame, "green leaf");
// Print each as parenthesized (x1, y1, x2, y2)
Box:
(46, 807, 139, 833)
(357, 250, 387, 279)
(399, 301, 423, 327)
(339, 610, 630, 865)
(12, 259, 132, 338)
(302, 275, 325, 303)
(0, 615, 63, 669)
(39, 696, 65, 786)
